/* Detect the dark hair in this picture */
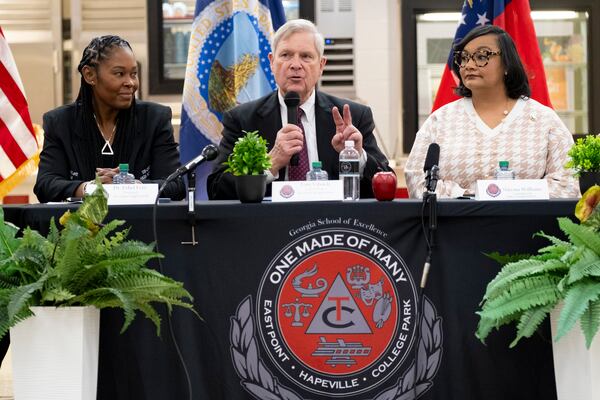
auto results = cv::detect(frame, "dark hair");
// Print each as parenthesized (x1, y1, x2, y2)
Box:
(76, 35, 136, 175)
(452, 25, 530, 99)
(76, 35, 133, 103)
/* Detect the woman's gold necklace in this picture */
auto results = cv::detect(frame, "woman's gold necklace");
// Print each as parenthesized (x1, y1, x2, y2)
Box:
(93, 114, 116, 155)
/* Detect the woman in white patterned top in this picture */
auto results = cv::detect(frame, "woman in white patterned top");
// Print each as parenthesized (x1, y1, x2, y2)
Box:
(405, 25, 580, 199)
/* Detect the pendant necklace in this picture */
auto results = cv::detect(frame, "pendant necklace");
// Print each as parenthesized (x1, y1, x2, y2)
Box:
(93, 114, 116, 155)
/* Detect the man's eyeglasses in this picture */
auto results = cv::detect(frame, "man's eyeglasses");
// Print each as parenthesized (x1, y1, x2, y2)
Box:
(453, 50, 501, 68)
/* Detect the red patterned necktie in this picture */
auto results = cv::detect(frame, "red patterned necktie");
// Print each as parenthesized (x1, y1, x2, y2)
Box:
(288, 108, 310, 181)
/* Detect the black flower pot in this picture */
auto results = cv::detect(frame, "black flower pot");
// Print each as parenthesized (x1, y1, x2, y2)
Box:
(235, 174, 267, 203)
(578, 171, 600, 194)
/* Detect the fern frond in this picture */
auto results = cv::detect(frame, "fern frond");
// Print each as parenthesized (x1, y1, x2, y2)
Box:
(580, 298, 600, 348)
(480, 275, 561, 321)
(47, 218, 60, 244)
(134, 301, 162, 336)
(558, 217, 600, 255)
(86, 220, 126, 254)
(555, 281, 600, 341)
(0, 297, 33, 340)
(475, 310, 521, 343)
(566, 248, 600, 284)
(65, 262, 110, 294)
(483, 258, 566, 300)
(7, 278, 46, 320)
(510, 303, 554, 348)
(535, 231, 571, 249)
(484, 252, 533, 266)
(0, 209, 21, 257)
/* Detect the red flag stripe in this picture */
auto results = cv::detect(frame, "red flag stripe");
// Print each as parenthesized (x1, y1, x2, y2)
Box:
(0, 58, 35, 135)
(0, 117, 27, 169)
(494, 0, 552, 108)
(0, 88, 38, 159)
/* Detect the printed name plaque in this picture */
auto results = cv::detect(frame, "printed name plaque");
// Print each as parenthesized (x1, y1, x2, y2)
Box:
(475, 179, 550, 201)
(272, 180, 344, 202)
(85, 183, 159, 205)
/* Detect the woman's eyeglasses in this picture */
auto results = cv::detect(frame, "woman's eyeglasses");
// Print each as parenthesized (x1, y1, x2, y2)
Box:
(453, 50, 501, 68)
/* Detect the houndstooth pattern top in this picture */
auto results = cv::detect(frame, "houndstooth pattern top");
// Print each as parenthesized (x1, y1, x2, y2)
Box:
(404, 97, 580, 199)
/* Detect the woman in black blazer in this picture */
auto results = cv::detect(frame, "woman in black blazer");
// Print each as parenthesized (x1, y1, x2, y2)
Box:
(34, 35, 185, 202)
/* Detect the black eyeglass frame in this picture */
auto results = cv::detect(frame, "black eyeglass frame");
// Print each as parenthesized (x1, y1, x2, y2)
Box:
(453, 49, 502, 68)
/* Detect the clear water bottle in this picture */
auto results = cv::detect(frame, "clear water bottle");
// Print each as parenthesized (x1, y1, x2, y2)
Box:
(339, 140, 360, 200)
(113, 163, 135, 184)
(495, 161, 516, 180)
(306, 161, 329, 181)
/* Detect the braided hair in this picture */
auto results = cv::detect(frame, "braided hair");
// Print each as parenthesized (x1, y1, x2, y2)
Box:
(76, 35, 137, 177)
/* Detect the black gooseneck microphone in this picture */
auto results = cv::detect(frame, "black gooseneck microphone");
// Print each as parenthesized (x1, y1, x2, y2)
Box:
(170, 143, 219, 184)
(163, 144, 219, 185)
(423, 142, 440, 193)
(284, 91, 301, 166)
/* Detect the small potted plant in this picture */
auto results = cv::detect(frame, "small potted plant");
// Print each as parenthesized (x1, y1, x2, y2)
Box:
(0, 183, 195, 399)
(565, 134, 600, 193)
(224, 130, 272, 203)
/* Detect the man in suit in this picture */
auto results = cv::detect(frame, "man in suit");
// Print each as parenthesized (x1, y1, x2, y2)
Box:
(207, 19, 391, 200)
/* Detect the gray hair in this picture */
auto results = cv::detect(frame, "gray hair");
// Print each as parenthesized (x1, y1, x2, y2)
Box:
(272, 19, 325, 57)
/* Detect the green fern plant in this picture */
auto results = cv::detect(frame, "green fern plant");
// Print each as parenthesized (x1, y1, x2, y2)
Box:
(0, 182, 195, 339)
(476, 185, 600, 348)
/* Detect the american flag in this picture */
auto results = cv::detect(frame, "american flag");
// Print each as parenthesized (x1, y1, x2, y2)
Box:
(432, 0, 551, 112)
(0, 26, 40, 198)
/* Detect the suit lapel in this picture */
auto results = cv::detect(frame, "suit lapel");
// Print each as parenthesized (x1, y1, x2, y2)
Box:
(128, 113, 143, 172)
(257, 92, 285, 179)
(315, 91, 338, 175)
(71, 113, 95, 181)
(256, 91, 282, 150)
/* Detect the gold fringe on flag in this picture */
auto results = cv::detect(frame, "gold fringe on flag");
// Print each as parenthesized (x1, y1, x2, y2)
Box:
(0, 124, 43, 200)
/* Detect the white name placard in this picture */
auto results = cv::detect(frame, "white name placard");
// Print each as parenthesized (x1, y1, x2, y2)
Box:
(86, 183, 159, 205)
(272, 180, 344, 202)
(475, 179, 550, 201)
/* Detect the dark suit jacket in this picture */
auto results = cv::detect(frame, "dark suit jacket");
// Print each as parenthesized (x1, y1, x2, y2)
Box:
(207, 91, 391, 199)
(34, 101, 185, 202)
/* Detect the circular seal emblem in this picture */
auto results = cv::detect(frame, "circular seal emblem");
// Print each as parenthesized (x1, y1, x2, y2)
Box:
(182, 0, 277, 144)
(486, 183, 501, 197)
(280, 184, 295, 199)
(256, 229, 418, 397)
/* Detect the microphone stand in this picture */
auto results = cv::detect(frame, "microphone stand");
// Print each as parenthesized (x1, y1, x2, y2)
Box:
(181, 169, 198, 245)
(420, 190, 437, 289)
(411, 176, 439, 399)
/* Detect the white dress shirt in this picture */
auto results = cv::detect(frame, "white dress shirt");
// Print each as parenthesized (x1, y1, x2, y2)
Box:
(268, 89, 366, 181)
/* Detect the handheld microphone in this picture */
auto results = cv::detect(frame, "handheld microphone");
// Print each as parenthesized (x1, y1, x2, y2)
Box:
(165, 144, 219, 183)
(284, 91, 301, 166)
(423, 143, 440, 193)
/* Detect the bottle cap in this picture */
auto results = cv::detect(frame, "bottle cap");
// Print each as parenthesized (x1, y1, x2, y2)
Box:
(499, 161, 509, 168)
(119, 163, 129, 171)
(312, 161, 322, 168)
(344, 140, 354, 147)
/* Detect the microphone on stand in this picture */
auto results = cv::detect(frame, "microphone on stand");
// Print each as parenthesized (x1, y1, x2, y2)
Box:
(413, 142, 441, 399)
(163, 144, 219, 185)
(284, 91, 301, 166)
(423, 143, 440, 193)
(163, 144, 218, 246)
(420, 142, 440, 289)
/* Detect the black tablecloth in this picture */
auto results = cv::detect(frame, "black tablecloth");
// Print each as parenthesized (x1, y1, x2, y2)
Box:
(2, 199, 576, 400)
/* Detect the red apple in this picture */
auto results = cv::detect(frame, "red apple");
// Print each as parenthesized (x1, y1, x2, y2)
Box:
(372, 171, 397, 201)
